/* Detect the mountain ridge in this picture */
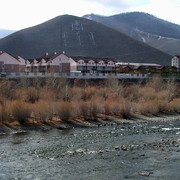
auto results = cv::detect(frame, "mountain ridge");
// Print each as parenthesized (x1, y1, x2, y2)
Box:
(83, 12, 180, 56)
(0, 14, 172, 65)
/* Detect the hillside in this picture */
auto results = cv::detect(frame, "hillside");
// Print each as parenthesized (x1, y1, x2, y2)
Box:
(0, 15, 172, 65)
(83, 12, 180, 55)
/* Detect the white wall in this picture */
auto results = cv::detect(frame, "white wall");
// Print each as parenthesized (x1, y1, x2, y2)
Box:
(51, 54, 70, 65)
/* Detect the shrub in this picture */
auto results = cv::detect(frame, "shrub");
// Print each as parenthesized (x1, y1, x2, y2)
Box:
(0, 105, 2, 123)
(139, 87, 156, 101)
(39, 88, 56, 101)
(11, 100, 32, 124)
(147, 76, 165, 92)
(123, 85, 140, 101)
(79, 101, 90, 120)
(119, 101, 131, 118)
(34, 100, 54, 122)
(57, 101, 72, 122)
(71, 100, 81, 118)
(170, 99, 180, 112)
(157, 99, 170, 113)
(25, 87, 39, 103)
(0, 100, 12, 123)
(134, 100, 159, 115)
(89, 100, 103, 120)
(81, 87, 97, 101)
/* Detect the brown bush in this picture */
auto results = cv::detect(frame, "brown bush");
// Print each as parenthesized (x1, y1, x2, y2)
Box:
(134, 100, 159, 115)
(81, 87, 97, 101)
(0, 100, 12, 123)
(89, 100, 104, 120)
(25, 87, 39, 103)
(33, 100, 55, 122)
(79, 101, 90, 120)
(57, 101, 72, 122)
(119, 101, 132, 118)
(123, 85, 140, 101)
(157, 99, 170, 113)
(39, 88, 56, 101)
(147, 76, 165, 92)
(170, 99, 180, 112)
(139, 86, 156, 101)
(11, 100, 32, 124)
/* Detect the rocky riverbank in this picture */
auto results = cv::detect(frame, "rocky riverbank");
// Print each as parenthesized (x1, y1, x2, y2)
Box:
(0, 113, 180, 135)
(0, 115, 180, 179)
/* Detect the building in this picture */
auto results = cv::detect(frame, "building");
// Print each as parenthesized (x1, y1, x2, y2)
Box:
(26, 53, 70, 74)
(171, 55, 180, 68)
(116, 62, 162, 74)
(69, 56, 116, 74)
(15, 56, 26, 72)
(0, 51, 26, 74)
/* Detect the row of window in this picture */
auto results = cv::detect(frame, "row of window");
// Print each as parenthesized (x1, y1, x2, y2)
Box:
(78, 61, 114, 65)
(0, 62, 14, 70)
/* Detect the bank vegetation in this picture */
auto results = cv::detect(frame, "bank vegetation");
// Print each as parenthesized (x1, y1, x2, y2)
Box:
(0, 76, 180, 126)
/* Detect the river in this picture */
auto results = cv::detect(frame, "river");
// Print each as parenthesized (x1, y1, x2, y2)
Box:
(0, 120, 180, 180)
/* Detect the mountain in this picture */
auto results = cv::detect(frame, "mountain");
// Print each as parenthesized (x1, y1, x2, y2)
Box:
(0, 15, 172, 65)
(0, 29, 16, 39)
(83, 12, 180, 55)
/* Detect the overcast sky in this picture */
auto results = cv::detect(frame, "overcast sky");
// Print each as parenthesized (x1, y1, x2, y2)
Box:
(1, 0, 180, 30)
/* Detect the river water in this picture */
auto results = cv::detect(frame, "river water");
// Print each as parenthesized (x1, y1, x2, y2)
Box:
(0, 121, 180, 180)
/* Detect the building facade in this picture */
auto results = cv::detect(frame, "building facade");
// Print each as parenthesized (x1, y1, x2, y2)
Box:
(0, 51, 26, 74)
(171, 55, 180, 68)
(69, 57, 116, 74)
(26, 53, 70, 74)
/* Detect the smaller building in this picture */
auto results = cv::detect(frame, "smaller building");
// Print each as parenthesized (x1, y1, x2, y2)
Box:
(0, 51, 25, 74)
(26, 53, 70, 74)
(69, 56, 116, 74)
(171, 55, 180, 68)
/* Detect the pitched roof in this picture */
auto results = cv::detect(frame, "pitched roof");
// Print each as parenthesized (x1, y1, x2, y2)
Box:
(175, 55, 180, 59)
(28, 53, 64, 63)
(116, 62, 161, 67)
(0, 51, 21, 62)
(70, 56, 115, 63)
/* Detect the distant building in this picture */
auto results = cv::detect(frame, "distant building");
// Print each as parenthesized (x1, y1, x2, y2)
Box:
(26, 53, 70, 74)
(0, 51, 25, 74)
(69, 56, 116, 74)
(171, 55, 180, 68)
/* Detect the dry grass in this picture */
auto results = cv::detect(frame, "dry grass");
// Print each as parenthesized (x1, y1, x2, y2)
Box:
(57, 101, 72, 122)
(11, 100, 32, 124)
(170, 99, 180, 112)
(25, 87, 39, 103)
(33, 100, 54, 122)
(0, 77, 179, 125)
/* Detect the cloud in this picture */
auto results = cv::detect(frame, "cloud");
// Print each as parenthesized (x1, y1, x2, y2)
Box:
(0, 0, 180, 29)
(84, 0, 130, 12)
(84, 0, 151, 11)
(128, 0, 180, 24)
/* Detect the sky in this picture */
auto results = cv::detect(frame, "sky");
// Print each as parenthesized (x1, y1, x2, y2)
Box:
(0, 0, 180, 30)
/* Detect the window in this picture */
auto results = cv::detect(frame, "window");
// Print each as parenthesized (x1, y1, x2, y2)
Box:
(2, 62, 4, 68)
(59, 64, 62, 72)
(11, 65, 14, 70)
(1, 62, 5, 72)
